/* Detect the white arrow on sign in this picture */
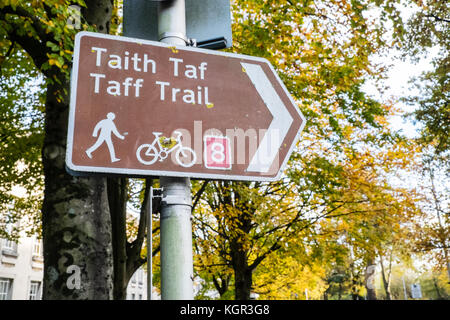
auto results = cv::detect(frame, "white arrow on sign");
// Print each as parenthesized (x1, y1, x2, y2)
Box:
(241, 62, 293, 173)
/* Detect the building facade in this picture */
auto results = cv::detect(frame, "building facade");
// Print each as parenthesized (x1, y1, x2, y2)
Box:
(0, 232, 150, 300)
(0, 235, 44, 300)
(127, 267, 147, 300)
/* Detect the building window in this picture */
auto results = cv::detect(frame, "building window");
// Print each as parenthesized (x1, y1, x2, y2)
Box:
(29, 281, 41, 300)
(32, 238, 42, 257)
(0, 278, 13, 300)
(137, 268, 144, 285)
(2, 223, 18, 253)
(2, 238, 17, 251)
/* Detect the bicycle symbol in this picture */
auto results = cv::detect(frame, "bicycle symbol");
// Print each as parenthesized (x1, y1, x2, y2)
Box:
(136, 131, 197, 168)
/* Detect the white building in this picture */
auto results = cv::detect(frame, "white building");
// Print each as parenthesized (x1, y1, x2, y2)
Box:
(0, 234, 44, 300)
(0, 231, 150, 300)
(127, 267, 147, 300)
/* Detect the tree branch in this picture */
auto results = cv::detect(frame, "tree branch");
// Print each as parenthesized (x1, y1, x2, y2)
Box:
(0, 7, 49, 74)
(129, 178, 151, 253)
(192, 180, 209, 212)
(0, 5, 49, 40)
(424, 14, 450, 23)
(286, 0, 329, 20)
(249, 241, 281, 271)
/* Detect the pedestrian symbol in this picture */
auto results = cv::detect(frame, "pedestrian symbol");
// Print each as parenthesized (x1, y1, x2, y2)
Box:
(85, 112, 127, 163)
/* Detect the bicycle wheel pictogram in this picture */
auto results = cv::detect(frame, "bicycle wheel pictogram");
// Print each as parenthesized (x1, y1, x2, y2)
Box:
(136, 144, 159, 165)
(175, 147, 197, 168)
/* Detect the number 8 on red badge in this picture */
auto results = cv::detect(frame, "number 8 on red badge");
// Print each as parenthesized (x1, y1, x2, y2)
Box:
(204, 136, 232, 170)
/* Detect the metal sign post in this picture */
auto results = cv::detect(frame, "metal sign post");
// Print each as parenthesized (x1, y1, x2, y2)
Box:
(123, 0, 233, 49)
(159, 177, 193, 300)
(158, 0, 194, 300)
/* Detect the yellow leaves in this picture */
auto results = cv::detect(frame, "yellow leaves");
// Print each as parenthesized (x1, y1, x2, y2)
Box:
(159, 136, 177, 149)
(44, 20, 55, 28)
(48, 58, 62, 68)
(254, 251, 327, 300)
(341, 125, 354, 139)
(168, 46, 179, 54)
(45, 50, 67, 70)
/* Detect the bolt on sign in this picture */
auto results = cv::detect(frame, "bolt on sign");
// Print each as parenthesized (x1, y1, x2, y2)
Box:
(66, 32, 305, 181)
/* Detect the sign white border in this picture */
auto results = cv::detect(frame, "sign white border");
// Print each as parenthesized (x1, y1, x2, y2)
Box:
(66, 31, 306, 182)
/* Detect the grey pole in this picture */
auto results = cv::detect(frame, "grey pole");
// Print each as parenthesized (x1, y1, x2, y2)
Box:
(159, 177, 193, 300)
(158, 0, 187, 46)
(157, 0, 194, 300)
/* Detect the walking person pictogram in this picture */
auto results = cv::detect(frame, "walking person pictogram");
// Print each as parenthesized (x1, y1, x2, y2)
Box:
(86, 112, 127, 163)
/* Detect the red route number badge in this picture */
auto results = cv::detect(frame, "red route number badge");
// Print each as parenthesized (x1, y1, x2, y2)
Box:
(204, 136, 232, 170)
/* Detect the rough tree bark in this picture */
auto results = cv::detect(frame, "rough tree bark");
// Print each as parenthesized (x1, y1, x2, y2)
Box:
(41, 0, 115, 299)
(232, 245, 253, 300)
(107, 177, 128, 300)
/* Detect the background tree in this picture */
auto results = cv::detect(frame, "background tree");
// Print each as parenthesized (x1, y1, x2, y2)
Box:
(189, 0, 419, 300)
(402, 0, 449, 159)
(412, 151, 450, 284)
(0, 37, 44, 240)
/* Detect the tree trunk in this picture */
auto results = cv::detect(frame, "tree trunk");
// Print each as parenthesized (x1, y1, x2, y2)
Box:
(107, 178, 150, 300)
(124, 180, 153, 298)
(212, 274, 231, 298)
(107, 177, 128, 300)
(42, 0, 115, 299)
(350, 261, 360, 300)
(234, 266, 252, 300)
(432, 277, 443, 300)
(379, 254, 392, 300)
(364, 258, 377, 300)
(232, 237, 252, 300)
(323, 288, 329, 300)
(42, 74, 114, 299)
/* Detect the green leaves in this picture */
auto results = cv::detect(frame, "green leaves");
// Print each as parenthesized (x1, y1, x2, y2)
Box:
(0, 42, 45, 237)
(400, 0, 450, 158)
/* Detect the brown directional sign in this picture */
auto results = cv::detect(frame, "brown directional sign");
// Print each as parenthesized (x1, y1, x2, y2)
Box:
(66, 32, 305, 181)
